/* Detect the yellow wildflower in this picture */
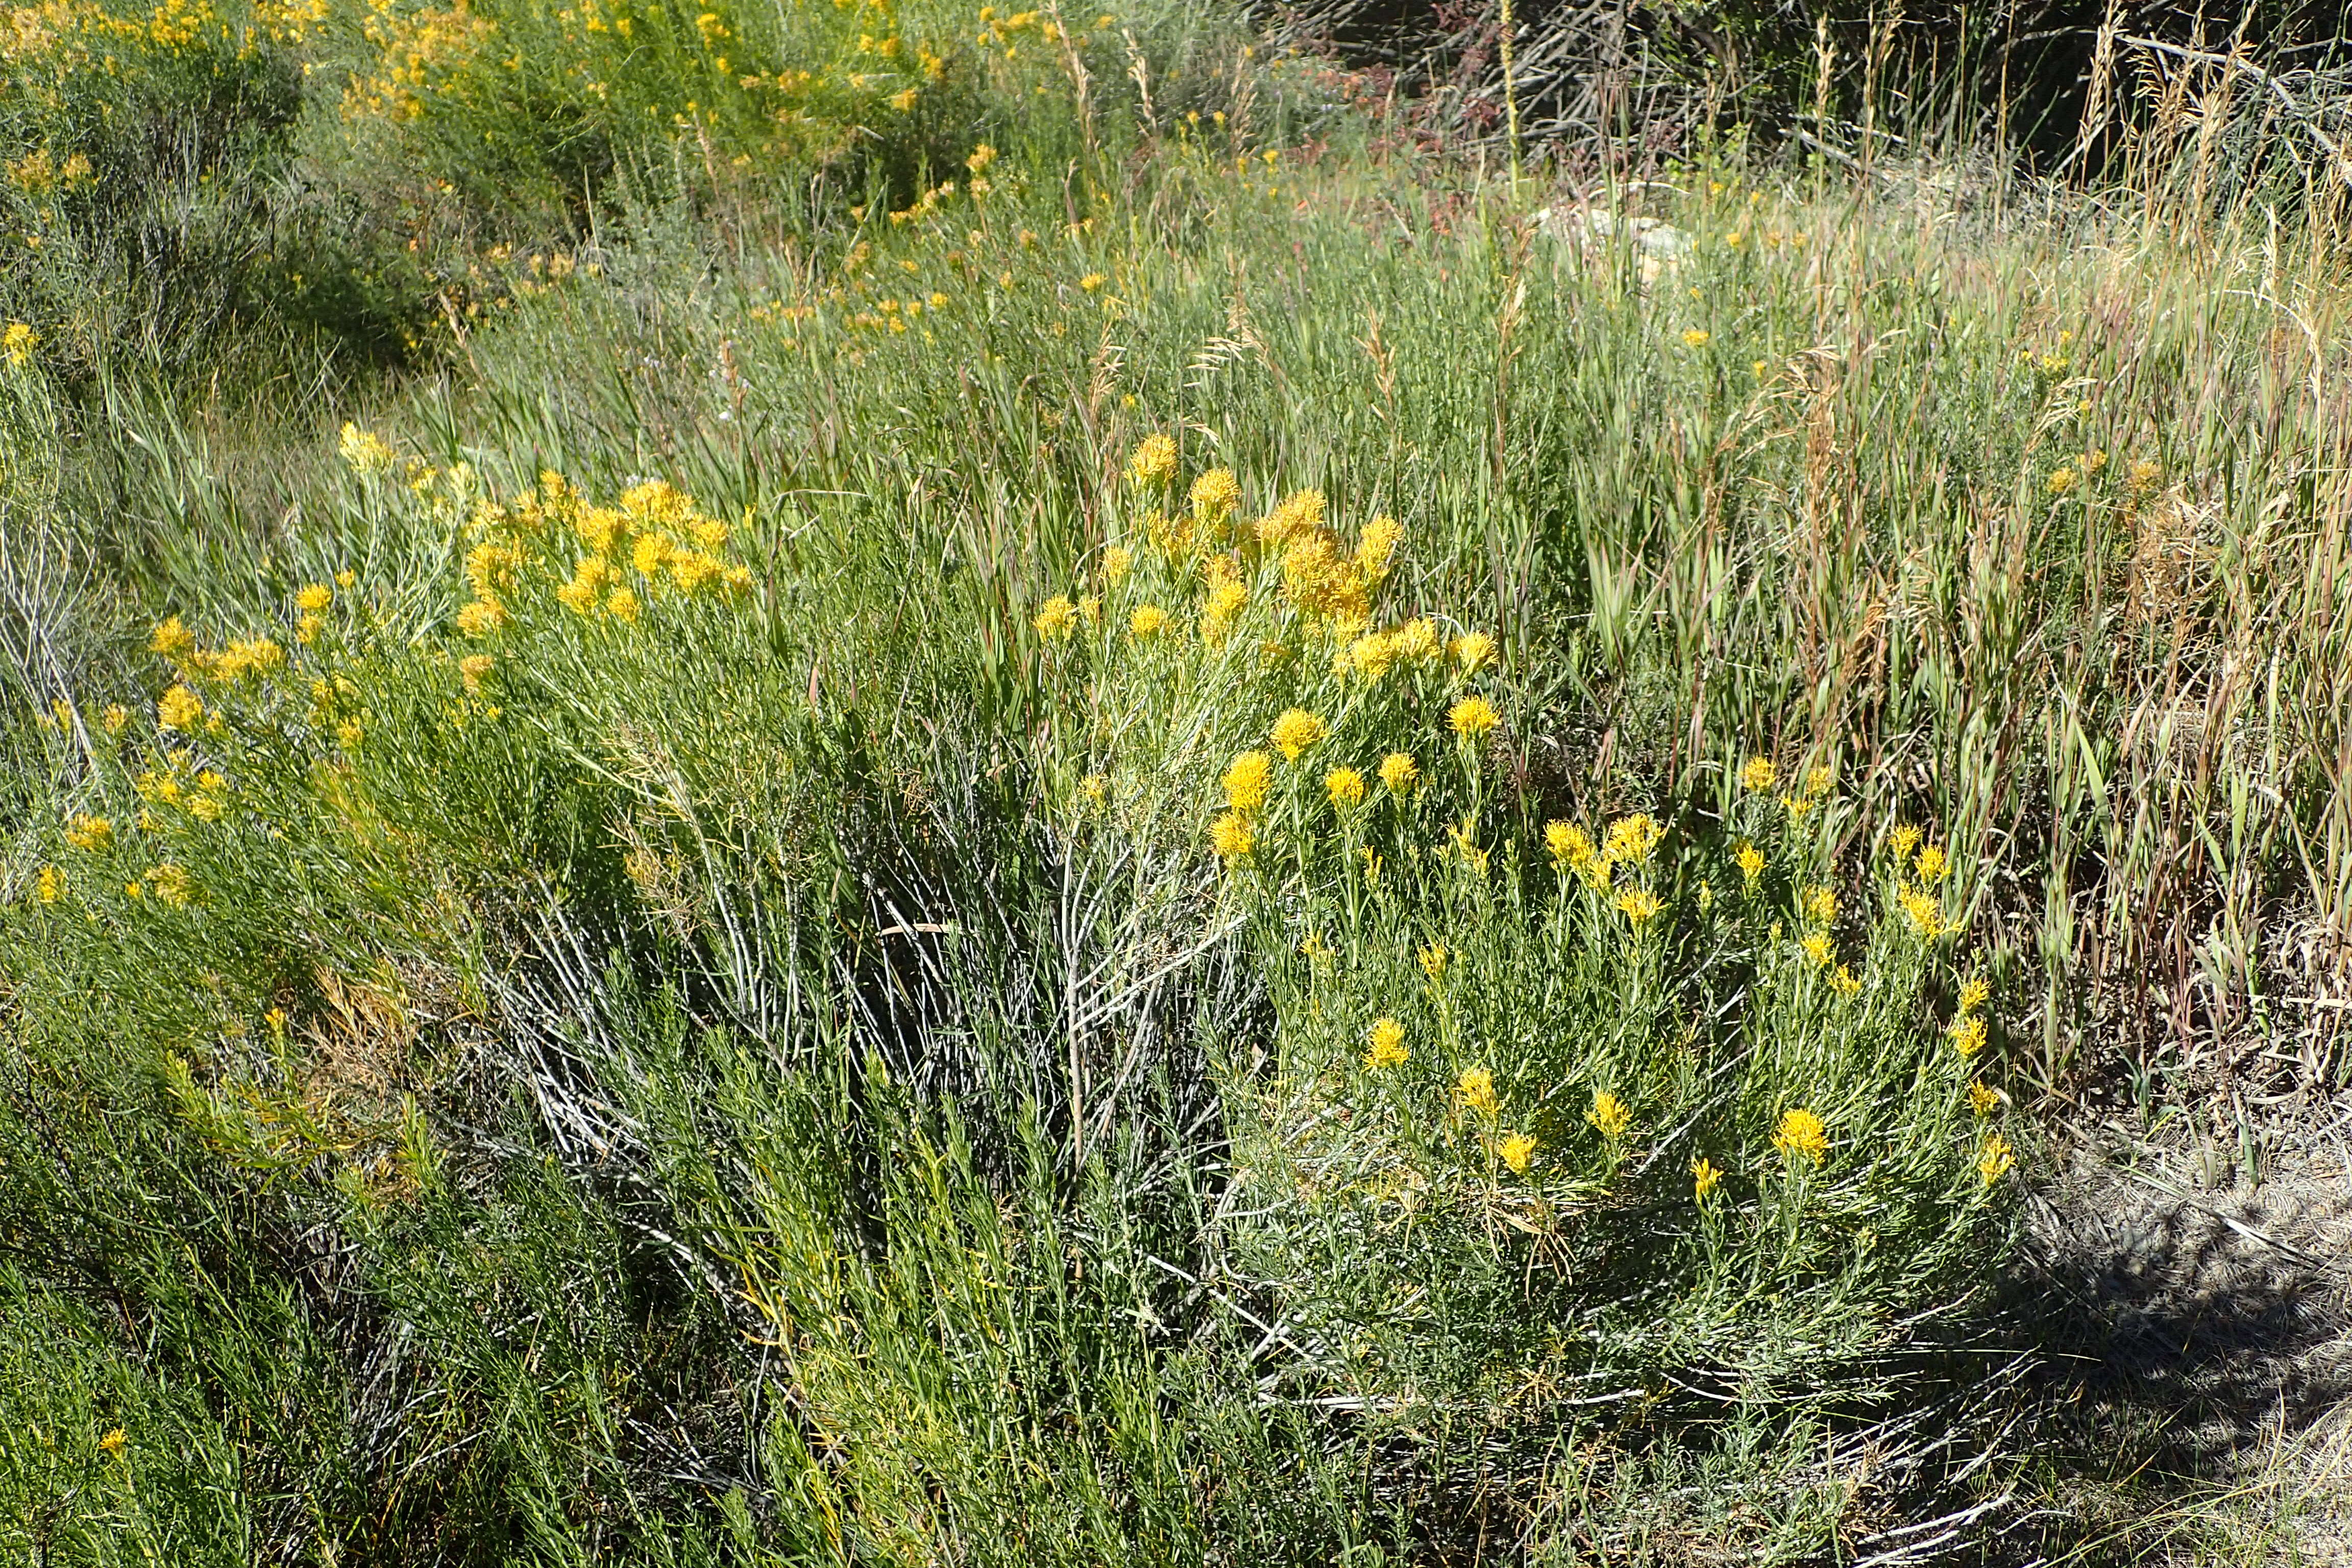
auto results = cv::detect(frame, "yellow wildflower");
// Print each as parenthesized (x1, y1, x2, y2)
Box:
(1348, 630, 1398, 680)
(1957, 976, 1989, 1015)
(1222, 750, 1272, 813)
(1800, 884, 1836, 925)
(1356, 514, 1402, 579)
(338, 423, 396, 475)
(1889, 825, 1921, 863)
(1079, 774, 1109, 808)
(1740, 756, 1775, 793)
(1977, 1133, 2016, 1186)
(1968, 1082, 2001, 1117)
(1947, 1014, 1987, 1059)
(1325, 767, 1366, 809)
(1102, 545, 1134, 584)
(459, 654, 495, 691)
(966, 143, 997, 173)
(1456, 1065, 1498, 1117)
(1682, 328, 1710, 348)
(1080, 272, 1107, 292)
(1365, 1017, 1407, 1069)
(2046, 467, 2076, 496)
(1899, 883, 1947, 937)
(1804, 765, 1834, 799)
(1691, 1156, 1723, 1201)
(98, 1428, 126, 1457)
(1773, 1107, 1828, 1164)
(1615, 888, 1664, 926)
(1033, 595, 1079, 640)
(65, 815, 114, 851)
(1603, 814, 1661, 864)
(156, 685, 203, 731)
(296, 583, 333, 614)
(1189, 468, 1240, 522)
(1585, 1090, 1631, 1139)
(1452, 631, 1495, 674)
(1130, 604, 1169, 639)
(150, 617, 195, 663)
(1127, 433, 1177, 486)
(2, 321, 36, 365)
(1831, 964, 1861, 995)
(1416, 943, 1448, 980)
(1916, 845, 1949, 882)
(1378, 752, 1418, 797)
(1270, 708, 1327, 762)
(1736, 842, 1765, 886)
(1210, 811, 1254, 860)
(102, 705, 127, 734)
(1781, 792, 1814, 819)
(1799, 932, 1832, 968)
(1498, 1132, 1537, 1173)
(1448, 695, 1500, 738)
(1545, 821, 1596, 875)
(1199, 578, 1248, 644)
(1393, 618, 1440, 662)
(37, 866, 64, 903)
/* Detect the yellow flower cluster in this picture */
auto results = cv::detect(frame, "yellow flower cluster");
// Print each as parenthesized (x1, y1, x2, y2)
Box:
(1773, 1107, 1828, 1164)
(1584, 1090, 1631, 1139)
(1364, 1016, 1407, 1069)
(457, 473, 752, 634)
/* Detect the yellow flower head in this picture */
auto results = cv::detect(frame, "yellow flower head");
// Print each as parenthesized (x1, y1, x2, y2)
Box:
(1805, 765, 1834, 799)
(1899, 884, 1947, 938)
(1683, 328, 1710, 348)
(1889, 824, 1921, 863)
(1210, 811, 1254, 860)
(1781, 792, 1814, 819)
(1393, 618, 1441, 663)
(2, 321, 37, 365)
(156, 685, 203, 731)
(1378, 752, 1418, 797)
(1957, 976, 1989, 1015)
(1740, 755, 1776, 793)
(2046, 467, 2076, 496)
(1448, 695, 1500, 739)
(966, 142, 997, 173)
(297, 583, 333, 613)
(1416, 942, 1448, 980)
(1130, 603, 1169, 639)
(1080, 272, 1107, 292)
(1270, 707, 1327, 762)
(1365, 1016, 1407, 1069)
(1773, 1107, 1828, 1164)
(1977, 1132, 2016, 1186)
(1603, 814, 1662, 865)
(1968, 1081, 2001, 1117)
(65, 815, 114, 851)
(1615, 888, 1664, 927)
(37, 866, 64, 903)
(1348, 630, 1397, 680)
(1456, 1065, 1498, 1117)
(1452, 631, 1495, 674)
(1102, 545, 1134, 584)
(1325, 767, 1366, 809)
(150, 616, 195, 663)
(1545, 821, 1596, 874)
(1355, 514, 1402, 579)
(1916, 845, 1949, 882)
(1199, 579, 1248, 643)
(97, 1427, 126, 1457)
(1498, 1132, 1537, 1173)
(1736, 841, 1766, 885)
(1034, 595, 1079, 640)
(1189, 468, 1240, 522)
(1585, 1090, 1631, 1139)
(1947, 1013, 1987, 1059)
(1799, 932, 1832, 968)
(1127, 433, 1177, 486)
(1691, 1156, 1723, 1201)
(147, 863, 192, 906)
(1800, 883, 1836, 925)
(1831, 964, 1862, 996)
(1222, 750, 1272, 813)
(338, 423, 396, 475)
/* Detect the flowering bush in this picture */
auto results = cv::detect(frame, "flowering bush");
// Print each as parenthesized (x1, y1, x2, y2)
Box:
(1024, 438, 2022, 1419)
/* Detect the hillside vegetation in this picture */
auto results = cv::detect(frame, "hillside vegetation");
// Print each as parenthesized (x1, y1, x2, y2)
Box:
(3, 0, 2349, 1560)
